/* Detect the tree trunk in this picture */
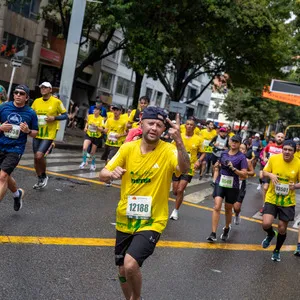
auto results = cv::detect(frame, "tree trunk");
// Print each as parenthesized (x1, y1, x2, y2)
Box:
(132, 71, 143, 108)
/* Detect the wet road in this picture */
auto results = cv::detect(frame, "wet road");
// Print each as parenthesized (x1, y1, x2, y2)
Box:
(0, 147, 298, 299)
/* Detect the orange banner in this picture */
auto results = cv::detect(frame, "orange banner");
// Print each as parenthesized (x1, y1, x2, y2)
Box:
(262, 88, 300, 106)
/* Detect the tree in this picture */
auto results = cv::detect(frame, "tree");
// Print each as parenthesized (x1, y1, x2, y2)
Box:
(221, 88, 280, 132)
(123, 0, 293, 103)
(40, 0, 130, 80)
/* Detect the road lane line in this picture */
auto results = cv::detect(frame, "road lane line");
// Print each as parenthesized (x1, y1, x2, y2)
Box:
(0, 235, 297, 251)
(16, 165, 298, 233)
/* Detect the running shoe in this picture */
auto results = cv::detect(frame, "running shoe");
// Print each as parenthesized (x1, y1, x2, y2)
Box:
(90, 164, 96, 171)
(257, 184, 261, 191)
(33, 177, 44, 189)
(234, 214, 241, 225)
(261, 231, 277, 249)
(271, 250, 281, 262)
(105, 181, 112, 187)
(206, 232, 217, 242)
(13, 188, 24, 211)
(294, 249, 300, 257)
(79, 162, 87, 169)
(199, 175, 203, 180)
(40, 176, 49, 189)
(220, 225, 231, 241)
(170, 209, 179, 220)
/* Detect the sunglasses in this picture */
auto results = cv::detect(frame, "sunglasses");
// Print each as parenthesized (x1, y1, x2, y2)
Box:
(13, 90, 26, 96)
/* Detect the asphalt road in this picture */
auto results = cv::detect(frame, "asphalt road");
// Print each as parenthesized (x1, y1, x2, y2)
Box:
(0, 147, 299, 300)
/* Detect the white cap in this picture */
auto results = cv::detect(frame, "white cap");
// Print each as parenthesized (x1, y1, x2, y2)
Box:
(255, 133, 260, 137)
(39, 82, 52, 88)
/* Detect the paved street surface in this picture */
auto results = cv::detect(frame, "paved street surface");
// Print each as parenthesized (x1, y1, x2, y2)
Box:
(0, 144, 299, 299)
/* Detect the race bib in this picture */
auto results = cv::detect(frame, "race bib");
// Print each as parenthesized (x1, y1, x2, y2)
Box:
(88, 124, 97, 133)
(275, 183, 289, 196)
(219, 175, 234, 188)
(37, 115, 47, 126)
(126, 196, 152, 219)
(252, 146, 258, 151)
(4, 124, 20, 139)
(108, 132, 118, 142)
(203, 140, 210, 147)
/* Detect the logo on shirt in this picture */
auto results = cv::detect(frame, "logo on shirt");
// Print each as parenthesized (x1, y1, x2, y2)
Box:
(152, 163, 160, 169)
(7, 113, 22, 125)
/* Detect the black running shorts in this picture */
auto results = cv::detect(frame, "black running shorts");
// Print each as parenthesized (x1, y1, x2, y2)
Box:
(236, 180, 246, 203)
(213, 183, 239, 204)
(115, 230, 160, 267)
(263, 202, 295, 222)
(107, 146, 119, 160)
(84, 134, 102, 147)
(172, 173, 193, 183)
(0, 151, 21, 175)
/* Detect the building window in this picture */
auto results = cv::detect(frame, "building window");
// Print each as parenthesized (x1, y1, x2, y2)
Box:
(8, 0, 40, 19)
(116, 77, 131, 96)
(208, 111, 219, 120)
(155, 91, 163, 107)
(146, 88, 153, 100)
(108, 41, 118, 61)
(100, 72, 113, 91)
(121, 51, 129, 65)
(0, 32, 34, 62)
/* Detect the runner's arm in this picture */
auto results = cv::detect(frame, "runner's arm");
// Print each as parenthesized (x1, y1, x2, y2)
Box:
(99, 166, 126, 183)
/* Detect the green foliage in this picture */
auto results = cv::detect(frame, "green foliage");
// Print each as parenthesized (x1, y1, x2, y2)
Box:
(123, 0, 293, 102)
(221, 88, 279, 129)
(222, 87, 300, 130)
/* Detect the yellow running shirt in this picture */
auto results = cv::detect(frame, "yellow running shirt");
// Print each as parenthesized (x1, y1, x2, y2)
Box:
(200, 129, 217, 153)
(86, 114, 104, 138)
(105, 117, 127, 147)
(107, 111, 114, 119)
(264, 154, 300, 207)
(31, 96, 67, 140)
(173, 133, 203, 176)
(106, 139, 180, 234)
(294, 151, 300, 160)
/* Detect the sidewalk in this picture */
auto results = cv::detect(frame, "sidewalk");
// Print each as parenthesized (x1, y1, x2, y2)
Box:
(55, 127, 104, 152)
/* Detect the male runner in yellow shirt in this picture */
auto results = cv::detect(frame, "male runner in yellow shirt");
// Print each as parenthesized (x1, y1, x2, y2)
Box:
(99, 107, 190, 300)
(31, 82, 67, 189)
(170, 118, 203, 220)
(199, 120, 217, 179)
(127, 96, 149, 129)
(262, 140, 300, 262)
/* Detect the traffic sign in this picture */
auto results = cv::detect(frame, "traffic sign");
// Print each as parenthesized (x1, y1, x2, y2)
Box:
(270, 79, 300, 96)
(169, 101, 186, 115)
(10, 59, 22, 68)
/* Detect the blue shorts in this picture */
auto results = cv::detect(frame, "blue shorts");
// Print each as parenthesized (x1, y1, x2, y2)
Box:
(32, 138, 53, 154)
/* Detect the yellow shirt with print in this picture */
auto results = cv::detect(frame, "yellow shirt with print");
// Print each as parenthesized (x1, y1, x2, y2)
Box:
(87, 114, 104, 138)
(180, 124, 201, 136)
(200, 129, 217, 153)
(106, 139, 179, 234)
(294, 151, 300, 160)
(105, 117, 127, 147)
(128, 109, 140, 128)
(173, 133, 203, 176)
(31, 96, 67, 140)
(107, 111, 114, 119)
(263, 154, 300, 207)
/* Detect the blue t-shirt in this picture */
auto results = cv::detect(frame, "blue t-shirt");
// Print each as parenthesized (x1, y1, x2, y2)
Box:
(0, 102, 38, 154)
(88, 105, 107, 118)
(216, 150, 248, 189)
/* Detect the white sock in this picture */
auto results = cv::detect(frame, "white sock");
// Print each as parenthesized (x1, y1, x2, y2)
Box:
(13, 190, 20, 198)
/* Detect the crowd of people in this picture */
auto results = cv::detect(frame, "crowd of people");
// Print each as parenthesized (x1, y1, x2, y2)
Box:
(0, 83, 300, 299)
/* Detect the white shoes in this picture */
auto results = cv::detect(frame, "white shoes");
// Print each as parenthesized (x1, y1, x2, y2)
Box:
(90, 164, 96, 171)
(234, 214, 241, 225)
(79, 162, 87, 169)
(170, 209, 179, 220)
(257, 184, 261, 191)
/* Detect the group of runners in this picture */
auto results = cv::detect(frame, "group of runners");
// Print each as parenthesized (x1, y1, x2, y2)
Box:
(0, 82, 67, 211)
(1, 84, 300, 300)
